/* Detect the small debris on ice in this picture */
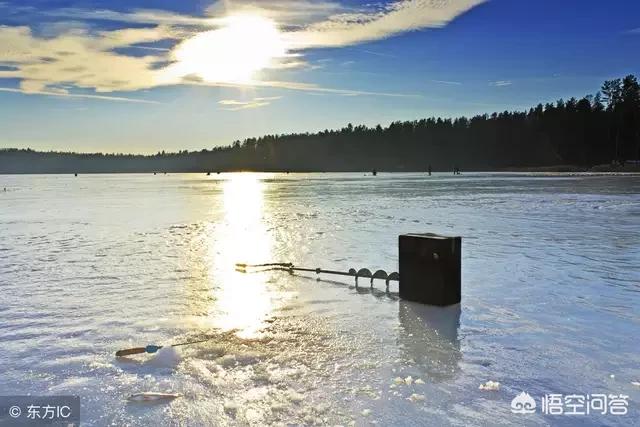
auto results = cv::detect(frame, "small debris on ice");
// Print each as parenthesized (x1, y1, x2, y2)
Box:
(479, 380, 500, 391)
(408, 393, 425, 402)
(224, 401, 238, 416)
(287, 390, 304, 403)
(631, 381, 640, 387)
(128, 392, 181, 402)
(414, 378, 425, 385)
(315, 403, 329, 413)
(216, 354, 237, 368)
(270, 403, 286, 412)
(148, 347, 181, 368)
(361, 409, 371, 416)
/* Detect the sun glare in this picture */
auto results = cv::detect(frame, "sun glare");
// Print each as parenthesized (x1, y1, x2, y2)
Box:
(168, 14, 286, 84)
(209, 173, 276, 338)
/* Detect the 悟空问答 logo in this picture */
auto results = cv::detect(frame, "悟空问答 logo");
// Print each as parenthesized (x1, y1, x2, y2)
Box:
(511, 392, 537, 414)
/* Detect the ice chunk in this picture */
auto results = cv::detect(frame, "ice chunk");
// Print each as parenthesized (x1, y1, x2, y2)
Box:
(315, 403, 329, 413)
(224, 401, 238, 416)
(631, 381, 640, 387)
(393, 377, 404, 385)
(216, 354, 237, 368)
(148, 347, 181, 368)
(128, 392, 181, 402)
(404, 376, 413, 385)
(361, 409, 371, 416)
(287, 390, 304, 403)
(479, 380, 500, 391)
(270, 403, 286, 412)
(414, 378, 425, 385)
(408, 393, 425, 402)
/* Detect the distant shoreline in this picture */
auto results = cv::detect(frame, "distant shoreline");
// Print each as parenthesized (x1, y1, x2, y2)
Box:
(501, 163, 640, 173)
(1, 165, 639, 175)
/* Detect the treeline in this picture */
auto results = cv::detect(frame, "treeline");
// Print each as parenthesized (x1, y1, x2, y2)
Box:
(1, 75, 639, 173)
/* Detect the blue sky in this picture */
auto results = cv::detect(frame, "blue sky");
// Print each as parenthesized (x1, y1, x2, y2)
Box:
(0, 0, 639, 153)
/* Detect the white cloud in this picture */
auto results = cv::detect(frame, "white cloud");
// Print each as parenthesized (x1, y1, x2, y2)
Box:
(432, 79, 462, 85)
(0, 0, 485, 101)
(206, 1, 346, 25)
(490, 80, 512, 87)
(0, 25, 172, 94)
(287, 0, 486, 48)
(219, 96, 282, 111)
(225, 79, 419, 97)
(41, 8, 222, 27)
(0, 86, 158, 103)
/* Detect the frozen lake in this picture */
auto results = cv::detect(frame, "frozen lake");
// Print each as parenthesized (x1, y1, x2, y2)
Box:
(1, 172, 639, 426)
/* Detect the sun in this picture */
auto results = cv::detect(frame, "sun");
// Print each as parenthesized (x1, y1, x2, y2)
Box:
(166, 14, 287, 85)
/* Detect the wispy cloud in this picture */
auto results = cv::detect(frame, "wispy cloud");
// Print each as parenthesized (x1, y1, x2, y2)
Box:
(432, 79, 462, 86)
(235, 80, 420, 97)
(219, 96, 282, 111)
(355, 48, 397, 58)
(490, 80, 512, 87)
(288, 0, 486, 48)
(0, 87, 158, 103)
(207, 1, 346, 25)
(40, 8, 222, 27)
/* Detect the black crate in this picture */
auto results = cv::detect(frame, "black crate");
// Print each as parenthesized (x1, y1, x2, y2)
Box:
(399, 233, 461, 306)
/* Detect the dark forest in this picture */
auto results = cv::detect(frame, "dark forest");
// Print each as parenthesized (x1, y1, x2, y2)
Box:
(1, 75, 639, 174)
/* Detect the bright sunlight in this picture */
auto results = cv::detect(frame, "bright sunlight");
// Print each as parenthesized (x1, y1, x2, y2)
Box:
(164, 14, 287, 85)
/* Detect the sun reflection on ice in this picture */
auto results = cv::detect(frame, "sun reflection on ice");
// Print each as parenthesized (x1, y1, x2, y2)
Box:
(208, 173, 275, 338)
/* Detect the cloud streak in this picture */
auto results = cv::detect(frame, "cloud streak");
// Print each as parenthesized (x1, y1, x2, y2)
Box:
(432, 79, 462, 85)
(0, 86, 158, 103)
(36, 7, 222, 27)
(490, 80, 512, 87)
(287, 0, 486, 48)
(219, 96, 282, 111)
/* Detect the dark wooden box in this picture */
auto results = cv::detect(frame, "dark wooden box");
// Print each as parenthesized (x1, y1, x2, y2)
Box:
(399, 233, 461, 306)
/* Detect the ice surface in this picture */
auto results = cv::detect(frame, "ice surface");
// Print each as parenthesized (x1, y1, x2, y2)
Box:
(1, 172, 639, 426)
